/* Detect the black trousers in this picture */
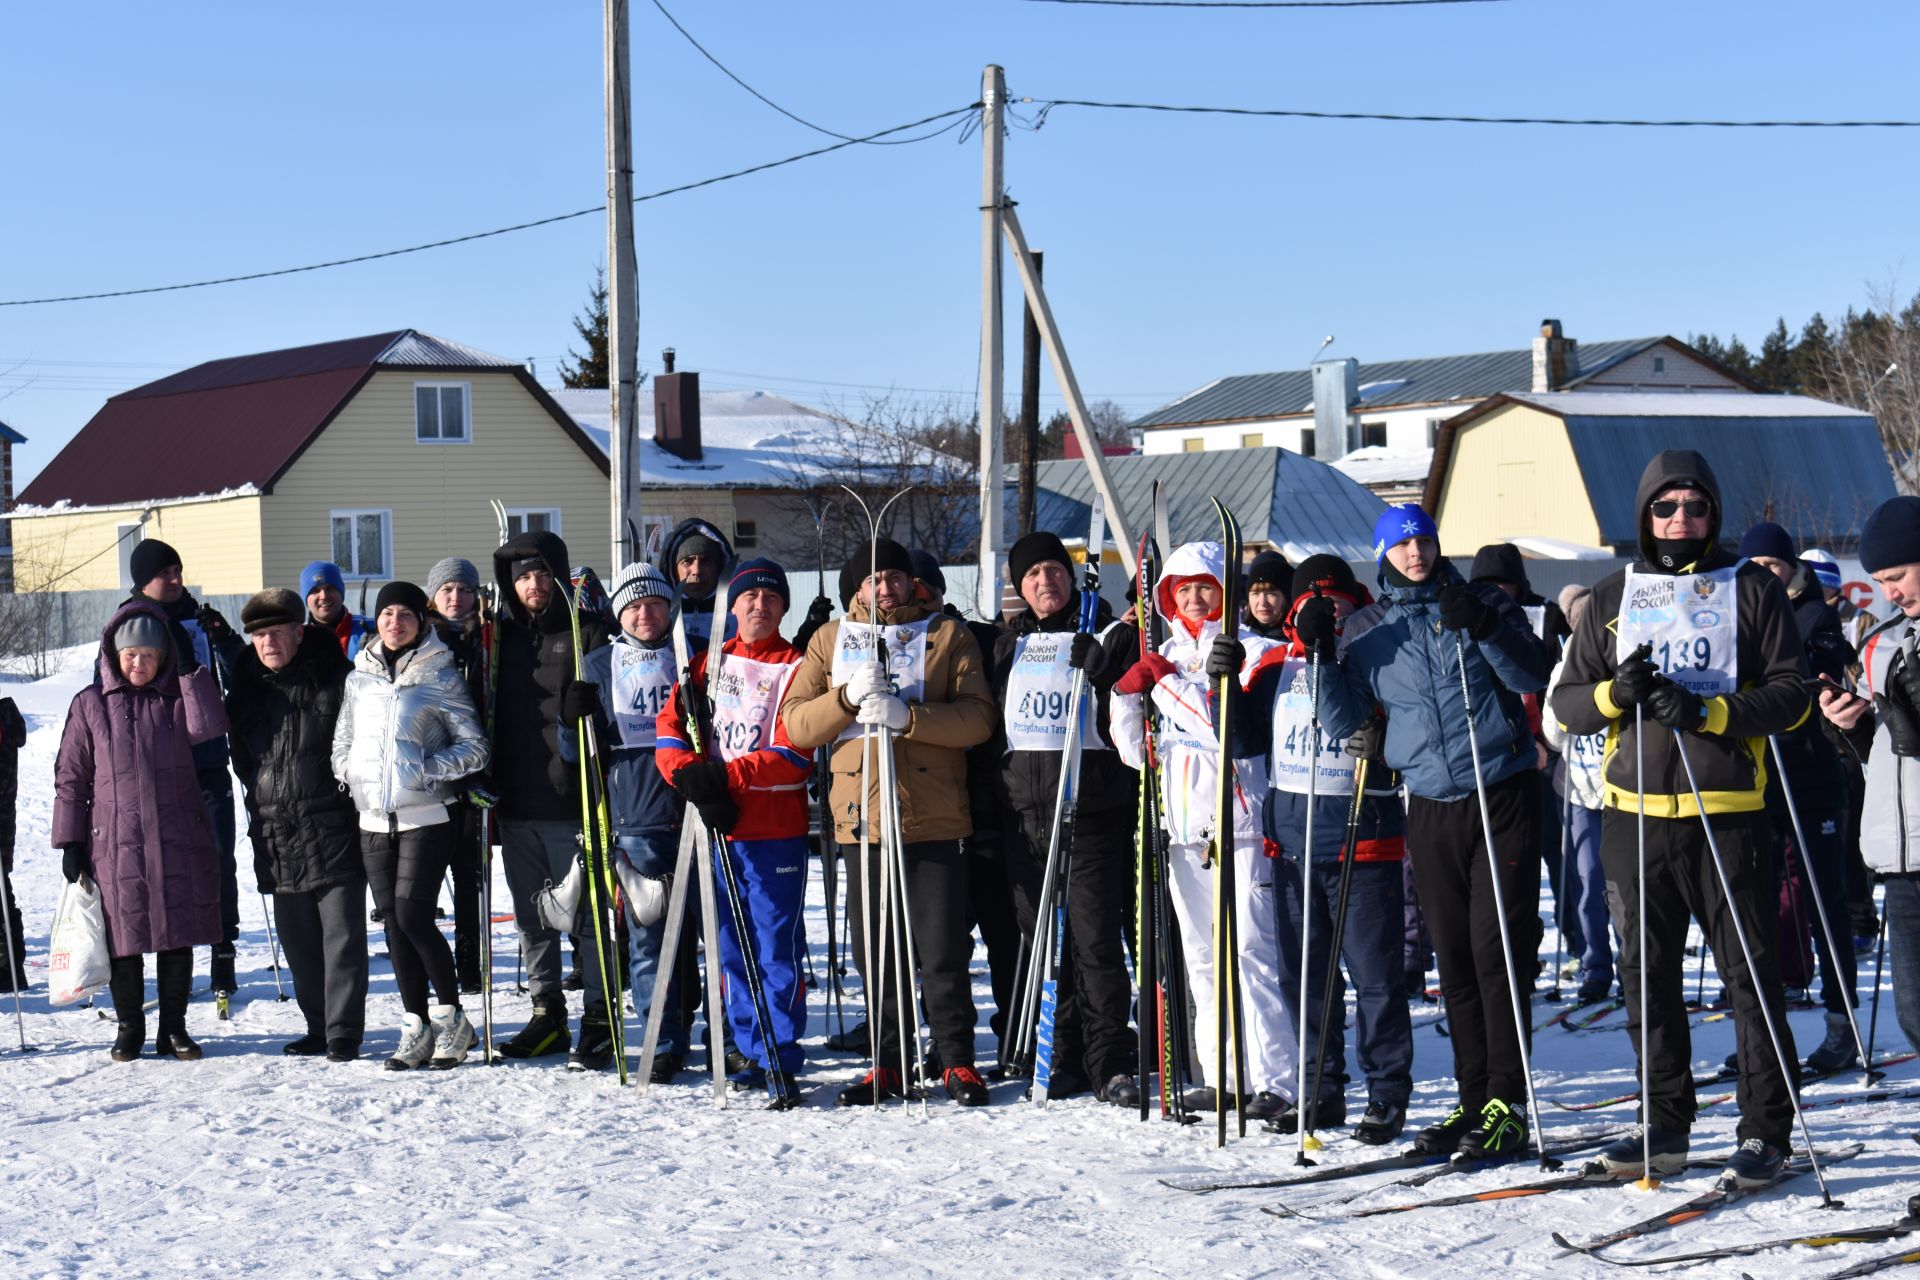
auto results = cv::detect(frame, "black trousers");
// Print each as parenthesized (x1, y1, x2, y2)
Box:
(965, 841, 1023, 1043)
(1600, 806, 1797, 1146)
(364, 823, 458, 1017)
(447, 804, 482, 982)
(1405, 770, 1542, 1108)
(277, 878, 370, 1047)
(1004, 804, 1139, 1082)
(843, 839, 978, 1070)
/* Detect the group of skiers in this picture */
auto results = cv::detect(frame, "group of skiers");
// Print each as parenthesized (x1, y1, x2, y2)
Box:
(30, 449, 1920, 1185)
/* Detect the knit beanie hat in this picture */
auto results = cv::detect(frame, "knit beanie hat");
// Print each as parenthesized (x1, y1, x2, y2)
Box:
(610, 562, 673, 615)
(838, 539, 914, 608)
(1371, 504, 1438, 564)
(425, 557, 480, 599)
(1862, 496, 1920, 574)
(1247, 550, 1293, 591)
(1801, 548, 1842, 591)
(113, 611, 169, 652)
(1009, 530, 1072, 587)
(728, 557, 790, 610)
(128, 538, 182, 588)
(240, 588, 304, 634)
(1737, 522, 1797, 564)
(908, 549, 946, 596)
(1292, 554, 1365, 605)
(301, 560, 346, 598)
(373, 581, 429, 620)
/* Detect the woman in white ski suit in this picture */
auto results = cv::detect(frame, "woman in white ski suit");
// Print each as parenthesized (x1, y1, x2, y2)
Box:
(1111, 540, 1298, 1114)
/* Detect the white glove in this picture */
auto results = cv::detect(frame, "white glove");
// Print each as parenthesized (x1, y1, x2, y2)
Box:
(842, 661, 888, 706)
(856, 691, 910, 732)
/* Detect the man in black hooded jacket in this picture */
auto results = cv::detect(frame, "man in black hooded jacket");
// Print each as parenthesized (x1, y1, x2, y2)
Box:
(490, 529, 615, 1062)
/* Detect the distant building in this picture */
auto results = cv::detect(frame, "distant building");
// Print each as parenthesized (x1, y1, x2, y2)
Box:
(14, 331, 607, 595)
(1427, 391, 1896, 557)
(1132, 320, 1757, 501)
(0, 417, 24, 590)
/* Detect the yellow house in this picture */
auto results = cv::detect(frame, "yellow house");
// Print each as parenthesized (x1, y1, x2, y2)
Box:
(14, 331, 610, 596)
(1426, 391, 1896, 557)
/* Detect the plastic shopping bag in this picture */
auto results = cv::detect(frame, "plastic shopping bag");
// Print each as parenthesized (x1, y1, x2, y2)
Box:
(47, 879, 110, 1006)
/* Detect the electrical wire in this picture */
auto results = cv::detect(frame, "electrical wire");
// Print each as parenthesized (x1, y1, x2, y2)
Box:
(1027, 96, 1920, 128)
(0, 104, 980, 307)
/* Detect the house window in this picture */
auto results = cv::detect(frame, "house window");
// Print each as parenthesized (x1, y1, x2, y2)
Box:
(1653, 356, 1666, 374)
(734, 520, 759, 550)
(1299, 427, 1316, 456)
(414, 382, 471, 443)
(1240, 432, 1264, 449)
(1182, 438, 1205, 453)
(504, 507, 562, 538)
(1359, 421, 1387, 449)
(329, 509, 391, 578)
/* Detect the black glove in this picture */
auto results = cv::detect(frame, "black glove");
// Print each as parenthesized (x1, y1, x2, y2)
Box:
(1879, 690, 1920, 757)
(1437, 584, 1499, 639)
(1292, 595, 1338, 662)
(198, 606, 233, 646)
(61, 843, 90, 885)
(254, 853, 277, 895)
(1344, 716, 1385, 761)
(1203, 635, 1246, 681)
(1895, 647, 1920, 714)
(697, 796, 740, 835)
(1612, 648, 1660, 709)
(672, 761, 730, 806)
(1068, 631, 1110, 682)
(559, 679, 602, 724)
(1647, 680, 1706, 730)
(805, 596, 833, 629)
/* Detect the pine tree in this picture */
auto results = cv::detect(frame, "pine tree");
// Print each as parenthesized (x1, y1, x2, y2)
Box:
(559, 266, 610, 390)
(1754, 318, 1797, 391)
(1791, 313, 1834, 391)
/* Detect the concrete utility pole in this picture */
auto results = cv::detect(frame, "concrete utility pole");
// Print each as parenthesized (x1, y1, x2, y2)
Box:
(975, 64, 1007, 621)
(606, 0, 640, 572)
(1018, 251, 1042, 537)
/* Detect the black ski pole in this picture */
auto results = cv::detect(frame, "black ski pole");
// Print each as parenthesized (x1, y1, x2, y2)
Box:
(1866, 897, 1887, 1068)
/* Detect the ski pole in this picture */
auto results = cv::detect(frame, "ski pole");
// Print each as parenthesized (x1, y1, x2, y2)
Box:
(0, 860, 29, 1052)
(1633, 698, 1655, 1189)
(1453, 635, 1553, 1169)
(1670, 727, 1839, 1207)
(1767, 734, 1876, 1082)
(1294, 649, 1323, 1162)
(1866, 900, 1887, 1068)
(1305, 754, 1369, 1159)
(259, 892, 287, 1001)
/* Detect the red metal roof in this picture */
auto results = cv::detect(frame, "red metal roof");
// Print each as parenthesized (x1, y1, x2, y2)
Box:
(20, 330, 604, 508)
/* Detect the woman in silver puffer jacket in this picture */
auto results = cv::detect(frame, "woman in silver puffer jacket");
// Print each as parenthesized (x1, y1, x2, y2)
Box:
(332, 581, 490, 1071)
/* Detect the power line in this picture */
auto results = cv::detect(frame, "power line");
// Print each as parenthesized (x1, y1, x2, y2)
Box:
(1026, 0, 1507, 7)
(0, 104, 979, 308)
(1028, 96, 1920, 128)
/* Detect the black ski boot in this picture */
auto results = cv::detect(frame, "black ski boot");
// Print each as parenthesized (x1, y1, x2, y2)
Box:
(567, 1007, 614, 1072)
(945, 1066, 991, 1107)
(155, 948, 202, 1060)
(836, 1067, 904, 1106)
(1352, 1099, 1407, 1146)
(1099, 1072, 1142, 1108)
(1803, 1012, 1860, 1074)
(108, 955, 145, 1062)
(209, 943, 237, 994)
(1412, 1103, 1473, 1155)
(1458, 1098, 1529, 1161)
(649, 1052, 685, 1085)
(498, 998, 569, 1060)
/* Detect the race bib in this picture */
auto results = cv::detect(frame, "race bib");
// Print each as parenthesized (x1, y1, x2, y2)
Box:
(1004, 629, 1113, 753)
(830, 619, 931, 741)
(1565, 725, 1606, 797)
(712, 651, 794, 764)
(1616, 565, 1740, 697)
(611, 641, 675, 748)
(1267, 656, 1359, 797)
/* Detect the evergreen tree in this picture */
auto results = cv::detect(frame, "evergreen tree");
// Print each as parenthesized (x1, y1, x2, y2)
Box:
(559, 266, 610, 389)
(1791, 313, 1834, 390)
(1754, 317, 1797, 391)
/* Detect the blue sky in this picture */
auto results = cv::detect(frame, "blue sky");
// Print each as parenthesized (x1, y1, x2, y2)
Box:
(3, 0, 1916, 489)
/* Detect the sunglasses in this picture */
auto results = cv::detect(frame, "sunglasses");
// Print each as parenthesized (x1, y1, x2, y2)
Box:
(1650, 498, 1711, 519)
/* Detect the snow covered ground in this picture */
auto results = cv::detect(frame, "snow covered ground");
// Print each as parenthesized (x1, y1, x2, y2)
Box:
(1, 646, 1915, 1278)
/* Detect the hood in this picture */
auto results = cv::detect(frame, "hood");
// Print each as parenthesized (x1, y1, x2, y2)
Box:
(96, 599, 181, 695)
(493, 529, 572, 626)
(1155, 541, 1225, 626)
(654, 517, 736, 602)
(354, 622, 455, 682)
(1634, 449, 1722, 565)
(1469, 543, 1531, 594)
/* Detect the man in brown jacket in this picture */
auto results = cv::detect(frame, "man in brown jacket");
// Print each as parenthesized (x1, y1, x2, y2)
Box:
(781, 538, 996, 1106)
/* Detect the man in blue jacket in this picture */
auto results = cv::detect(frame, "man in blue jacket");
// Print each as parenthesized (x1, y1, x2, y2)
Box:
(1302, 505, 1552, 1159)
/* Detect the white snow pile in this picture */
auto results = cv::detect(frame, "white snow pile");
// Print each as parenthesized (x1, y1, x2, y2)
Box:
(0, 649, 1915, 1277)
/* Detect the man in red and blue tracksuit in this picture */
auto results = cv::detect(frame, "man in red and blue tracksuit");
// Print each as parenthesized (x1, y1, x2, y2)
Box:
(656, 558, 813, 1093)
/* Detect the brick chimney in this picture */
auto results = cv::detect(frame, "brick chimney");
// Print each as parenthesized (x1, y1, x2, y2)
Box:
(1531, 319, 1581, 392)
(652, 347, 702, 462)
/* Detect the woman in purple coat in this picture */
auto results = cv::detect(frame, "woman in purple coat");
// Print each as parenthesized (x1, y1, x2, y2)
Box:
(54, 601, 229, 1061)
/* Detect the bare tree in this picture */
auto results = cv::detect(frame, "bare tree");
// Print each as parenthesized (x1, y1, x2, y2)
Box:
(1796, 282, 1920, 494)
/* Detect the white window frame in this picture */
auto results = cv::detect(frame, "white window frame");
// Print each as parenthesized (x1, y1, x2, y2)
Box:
(414, 380, 472, 444)
(117, 522, 143, 590)
(329, 508, 393, 579)
(504, 506, 563, 539)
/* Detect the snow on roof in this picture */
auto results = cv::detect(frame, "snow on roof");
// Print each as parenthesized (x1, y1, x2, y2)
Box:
(1503, 534, 1617, 561)
(1331, 445, 1433, 486)
(1503, 391, 1868, 419)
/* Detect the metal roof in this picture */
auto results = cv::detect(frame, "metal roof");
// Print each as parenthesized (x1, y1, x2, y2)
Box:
(1024, 448, 1385, 561)
(0, 418, 25, 445)
(1133, 337, 1661, 428)
(375, 331, 521, 370)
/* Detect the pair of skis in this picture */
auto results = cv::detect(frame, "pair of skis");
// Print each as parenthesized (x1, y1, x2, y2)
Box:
(1210, 495, 1249, 1147)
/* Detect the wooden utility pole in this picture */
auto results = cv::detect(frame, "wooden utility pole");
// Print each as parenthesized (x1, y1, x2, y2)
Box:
(975, 64, 1007, 620)
(1017, 250, 1042, 537)
(606, 0, 639, 572)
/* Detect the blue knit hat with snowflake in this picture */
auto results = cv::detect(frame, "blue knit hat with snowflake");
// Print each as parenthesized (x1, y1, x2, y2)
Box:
(1371, 504, 1438, 564)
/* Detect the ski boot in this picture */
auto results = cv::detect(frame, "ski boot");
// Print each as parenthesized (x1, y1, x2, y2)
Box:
(1458, 1098, 1528, 1161)
(836, 1066, 904, 1107)
(1596, 1125, 1690, 1177)
(1721, 1138, 1786, 1189)
(1412, 1103, 1473, 1155)
(498, 998, 569, 1060)
(945, 1066, 990, 1107)
(1352, 1099, 1406, 1146)
(1802, 1012, 1860, 1074)
(567, 1008, 614, 1072)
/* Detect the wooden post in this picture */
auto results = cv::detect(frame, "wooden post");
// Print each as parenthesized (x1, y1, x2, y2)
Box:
(1000, 205, 1136, 576)
(1018, 251, 1042, 537)
(606, 0, 639, 571)
(975, 65, 1007, 620)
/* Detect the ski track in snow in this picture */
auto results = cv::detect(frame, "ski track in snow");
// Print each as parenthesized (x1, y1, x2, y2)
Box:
(0, 645, 1915, 1278)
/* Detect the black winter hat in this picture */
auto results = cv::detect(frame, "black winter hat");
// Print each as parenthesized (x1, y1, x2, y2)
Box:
(240, 588, 304, 633)
(1469, 542, 1530, 592)
(1862, 496, 1920, 574)
(373, 581, 429, 620)
(727, 557, 790, 610)
(838, 538, 914, 608)
(1292, 554, 1363, 603)
(908, 549, 946, 595)
(1247, 550, 1293, 590)
(129, 538, 182, 588)
(1009, 530, 1072, 587)
(1737, 521, 1797, 563)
